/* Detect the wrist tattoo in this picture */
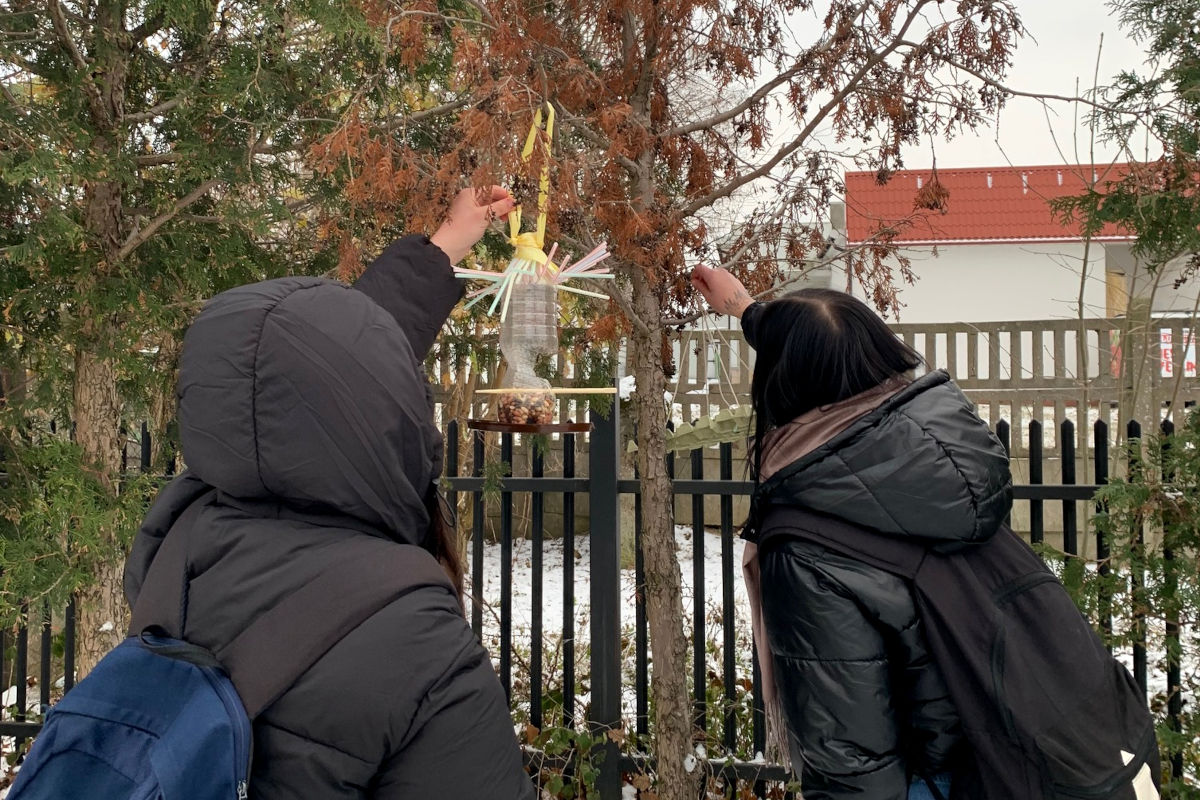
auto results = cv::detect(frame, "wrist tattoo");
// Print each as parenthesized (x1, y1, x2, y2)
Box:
(723, 289, 751, 313)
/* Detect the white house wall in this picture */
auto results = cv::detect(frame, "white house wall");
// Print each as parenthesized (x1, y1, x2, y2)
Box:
(833, 242, 1110, 325)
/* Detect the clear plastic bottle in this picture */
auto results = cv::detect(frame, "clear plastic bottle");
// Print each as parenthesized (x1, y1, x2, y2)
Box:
(497, 276, 558, 424)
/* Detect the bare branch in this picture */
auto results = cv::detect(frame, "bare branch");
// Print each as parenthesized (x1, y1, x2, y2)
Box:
(665, 0, 874, 139)
(134, 152, 182, 166)
(117, 180, 221, 261)
(407, 96, 471, 122)
(134, 142, 290, 167)
(122, 97, 182, 124)
(554, 103, 639, 175)
(680, 2, 936, 217)
(129, 12, 164, 41)
(608, 275, 654, 337)
(895, 40, 1135, 117)
(659, 229, 906, 328)
(458, 0, 497, 27)
(46, 0, 87, 72)
(0, 79, 23, 107)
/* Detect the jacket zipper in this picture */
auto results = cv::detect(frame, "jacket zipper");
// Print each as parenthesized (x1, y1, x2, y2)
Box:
(205, 666, 253, 799)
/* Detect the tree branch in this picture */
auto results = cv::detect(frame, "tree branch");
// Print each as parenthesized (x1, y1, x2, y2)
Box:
(407, 96, 471, 122)
(134, 152, 182, 166)
(660, 235, 896, 327)
(46, 0, 87, 72)
(129, 12, 164, 41)
(608, 274, 654, 337)
(665, 0, 874, 139)
(896, 41, 1134, 117)
(680, 2, 934, 217)
(122, 97, 181, 124)
(0, 78, 23, 107)
(117, 180, 221, 261)
(134, 142, 290, 167)
(554, 103, 639, 175)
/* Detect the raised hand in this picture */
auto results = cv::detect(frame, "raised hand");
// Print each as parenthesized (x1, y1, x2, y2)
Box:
(430, 186, 517, 265)
(690, 263, 754, 318)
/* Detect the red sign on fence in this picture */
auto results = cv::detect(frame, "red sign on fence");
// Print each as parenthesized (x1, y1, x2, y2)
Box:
(1160, 329, 1197, 379)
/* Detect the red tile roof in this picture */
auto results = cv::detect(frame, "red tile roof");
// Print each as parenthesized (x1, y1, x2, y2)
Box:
(844, 164, 1135, 245)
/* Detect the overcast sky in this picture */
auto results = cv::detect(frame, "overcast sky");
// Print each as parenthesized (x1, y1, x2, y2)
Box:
(898, 1, 1151, 170)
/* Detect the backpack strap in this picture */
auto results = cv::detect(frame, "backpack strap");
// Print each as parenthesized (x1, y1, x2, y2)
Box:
(130, 496, 454, 719)
(757, 506, 928, 580)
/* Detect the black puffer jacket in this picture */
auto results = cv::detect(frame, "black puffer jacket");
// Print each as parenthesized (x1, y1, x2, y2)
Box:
(124, 236, 534, 799)
(754, 371, 1012, 800)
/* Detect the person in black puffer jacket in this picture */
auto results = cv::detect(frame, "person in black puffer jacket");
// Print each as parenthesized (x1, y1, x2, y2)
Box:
(124, 187, 537, 799)
(691, 266, 1012, 800)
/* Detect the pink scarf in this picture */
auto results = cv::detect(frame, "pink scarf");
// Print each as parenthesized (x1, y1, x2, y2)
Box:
(743, 377, 908, 761)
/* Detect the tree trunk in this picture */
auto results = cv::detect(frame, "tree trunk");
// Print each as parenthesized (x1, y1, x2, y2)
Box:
(73, 344, 127, 674)
(628, 269, 697, 798)
(73, 3, 133, 672)
(148, 334, 182, 472)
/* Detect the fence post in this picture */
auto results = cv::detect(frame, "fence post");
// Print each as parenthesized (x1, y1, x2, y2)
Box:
(471, 431, 485, 640)
(500, 432, 514, 700)
(1127, 419, 1148, 696)
(720, 442, 736, 755)
(530, 443, 544, 731)
(563, 430, 577, 730)
(1160, 419, 1183, 781)
(1061, 419, 1077, 558)
(15, 604, 27, 755)
(589, 403, 622, 799)
(690, 444, 706, 734)
(996, 420, 1011, 529)
(1094, 421, 1112, 647)
(1029, 420, 1044, 545)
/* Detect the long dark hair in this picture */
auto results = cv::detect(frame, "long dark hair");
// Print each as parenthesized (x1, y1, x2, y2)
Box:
(749, 289, 922, 481)
(426, 488, 465, 608)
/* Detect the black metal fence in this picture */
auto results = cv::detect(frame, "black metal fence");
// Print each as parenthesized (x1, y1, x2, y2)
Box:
(441, 409, 1186, 795)
(0, 412, 1187, 798)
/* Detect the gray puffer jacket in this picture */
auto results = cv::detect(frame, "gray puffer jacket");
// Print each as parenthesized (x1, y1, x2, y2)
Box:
(753, 370, 1012, 800)
(124, 236, 535, 799)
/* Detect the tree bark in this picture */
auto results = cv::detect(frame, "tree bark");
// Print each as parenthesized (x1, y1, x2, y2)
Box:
(627, 267, 697, 798)
(72, 0, 133, 675)
(73, 343, 126, 674)
(148, 333, 182, 472)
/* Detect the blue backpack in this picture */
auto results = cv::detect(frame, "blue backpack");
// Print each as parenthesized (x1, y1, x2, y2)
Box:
(8, 506, 453, 800)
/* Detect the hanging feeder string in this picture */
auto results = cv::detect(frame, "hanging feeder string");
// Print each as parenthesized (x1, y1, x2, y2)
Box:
(507, 102, 555, 270)
(456, 102, 614, 320)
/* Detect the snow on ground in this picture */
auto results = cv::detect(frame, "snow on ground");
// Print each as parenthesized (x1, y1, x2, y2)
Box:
(471, 525, 1197, 730)
(471, 525, 755, 725)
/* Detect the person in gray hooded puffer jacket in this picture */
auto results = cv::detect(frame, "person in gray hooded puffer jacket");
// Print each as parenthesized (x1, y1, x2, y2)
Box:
(691, 265, 1013, 800)
(124, 187, 536, 799)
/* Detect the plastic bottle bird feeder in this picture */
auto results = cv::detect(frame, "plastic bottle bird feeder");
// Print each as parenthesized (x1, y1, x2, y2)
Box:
(454, 103, 619, 433)
(496, 276, 558, 425)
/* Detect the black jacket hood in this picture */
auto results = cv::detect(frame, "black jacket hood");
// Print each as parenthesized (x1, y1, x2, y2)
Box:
(176, 275, 439, 545)
(758, 370, 1012, 545)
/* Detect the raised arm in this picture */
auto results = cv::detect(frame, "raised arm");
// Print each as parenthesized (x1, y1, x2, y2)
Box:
(353, 187, 515, 358)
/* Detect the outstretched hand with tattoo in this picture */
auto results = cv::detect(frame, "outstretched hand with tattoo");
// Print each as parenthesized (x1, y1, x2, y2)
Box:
(690, 264, 754, 318)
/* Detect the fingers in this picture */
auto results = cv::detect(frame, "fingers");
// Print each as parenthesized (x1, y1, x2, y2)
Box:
(488, 185, 513, 203)
(489, 196, 517, 221)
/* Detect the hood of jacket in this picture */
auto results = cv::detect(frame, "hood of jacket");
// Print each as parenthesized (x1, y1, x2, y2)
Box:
(174, 275, 439, 545)
(757, 370, 1012, 545)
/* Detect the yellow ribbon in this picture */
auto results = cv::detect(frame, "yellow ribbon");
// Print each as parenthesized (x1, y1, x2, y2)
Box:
(508, 103, 556, 269)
